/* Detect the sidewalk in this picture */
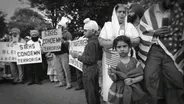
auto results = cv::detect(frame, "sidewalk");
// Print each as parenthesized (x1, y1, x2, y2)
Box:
(0, 80, 86, 104)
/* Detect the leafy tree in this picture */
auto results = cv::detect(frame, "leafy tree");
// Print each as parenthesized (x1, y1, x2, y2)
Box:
(8, 8, 52, 38)
(26, 0, 72, 28)
(25, 0, 183, 39)
(27, 0, 127, 37)
(0, 11, 8, 38)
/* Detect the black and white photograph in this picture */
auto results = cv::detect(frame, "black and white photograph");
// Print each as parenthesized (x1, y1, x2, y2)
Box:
(0, 0, 184, 104)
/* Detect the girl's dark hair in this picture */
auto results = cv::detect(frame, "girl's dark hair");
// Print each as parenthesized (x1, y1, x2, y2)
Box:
(113, 35, 131, 50)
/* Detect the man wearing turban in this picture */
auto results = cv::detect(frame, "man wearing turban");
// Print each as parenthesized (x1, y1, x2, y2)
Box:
(27, 30, 43, 85)
(9, 28, 25, 84)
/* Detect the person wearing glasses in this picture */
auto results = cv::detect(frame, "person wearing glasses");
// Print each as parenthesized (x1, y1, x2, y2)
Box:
(71, 18, 101, 104)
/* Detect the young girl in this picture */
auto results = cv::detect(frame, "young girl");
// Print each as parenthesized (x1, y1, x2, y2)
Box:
(108, 35, 147, 104)
(46, 52, 58, 83)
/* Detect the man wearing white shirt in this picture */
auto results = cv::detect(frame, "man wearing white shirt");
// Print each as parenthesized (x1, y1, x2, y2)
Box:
(27, 30, 43, 85)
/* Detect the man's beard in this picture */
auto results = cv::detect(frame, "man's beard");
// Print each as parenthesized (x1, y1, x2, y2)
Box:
(31, 37, 39, 42)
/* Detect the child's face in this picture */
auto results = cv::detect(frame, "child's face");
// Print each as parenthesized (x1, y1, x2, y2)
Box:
(116, 41, 130, 57)
(83, 29, 93, 38)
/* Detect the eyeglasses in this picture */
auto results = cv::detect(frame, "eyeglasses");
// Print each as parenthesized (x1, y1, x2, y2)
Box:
(11, 33, 18, 35)
(31, 34, 37, 35)
(83, 29, 88, 32)
(83, 29, 93, 32)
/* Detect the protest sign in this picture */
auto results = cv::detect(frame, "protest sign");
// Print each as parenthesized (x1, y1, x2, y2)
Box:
(69, 38, 88, 71)
(42, 28, 62, 52)
(16, 42, 42, 65)
(0, 42, 17, 62)
(69, 55, 83, 71)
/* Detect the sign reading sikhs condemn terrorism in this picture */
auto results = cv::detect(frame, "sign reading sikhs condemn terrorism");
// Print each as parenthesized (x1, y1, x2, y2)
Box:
(69, 38, 88, 71)
(16, 43, 42, 65)
(0, 42, 17, 62)
(42, 28, 62, 52)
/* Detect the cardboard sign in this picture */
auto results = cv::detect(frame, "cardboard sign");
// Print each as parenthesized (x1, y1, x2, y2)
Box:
(0, 42, 17, 62)
(16, 43, 42, 65)
(69, 55, 83, 71)
(42, 28, 62, 52)
(69, 38, 88, 71)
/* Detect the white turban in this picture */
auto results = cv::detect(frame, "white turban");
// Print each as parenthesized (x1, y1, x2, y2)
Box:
(10, 28, 20, 34)
(30, 30, 39, 37)
(83, 18, 98, 31)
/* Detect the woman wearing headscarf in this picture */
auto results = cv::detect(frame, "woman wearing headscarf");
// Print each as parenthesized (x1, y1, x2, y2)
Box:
(99, 3, 138, 101)
(99, 4, 146, 101)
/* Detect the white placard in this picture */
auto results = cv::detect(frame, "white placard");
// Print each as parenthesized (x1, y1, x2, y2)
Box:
(0, 42, 17, 62)
(42, 28, 62, 52)
(16, 43, 42, 65)
(69, 38, 88, 71)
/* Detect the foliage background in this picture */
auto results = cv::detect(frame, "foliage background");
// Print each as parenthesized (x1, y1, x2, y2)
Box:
(0, 11, 8, 38)
(0, 0, 183, 39)
(8, 8, 52, 38)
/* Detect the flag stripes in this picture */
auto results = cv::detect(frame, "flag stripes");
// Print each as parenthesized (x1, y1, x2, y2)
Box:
(105, 50, 120, 69)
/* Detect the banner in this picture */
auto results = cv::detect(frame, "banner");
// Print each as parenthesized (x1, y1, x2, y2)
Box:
(69, 38, 88, 71)
(0, 42, 17, 62)
(102, 50, 120, 101)
(16, 42, 42, 65)
(42, 28, 62, 52)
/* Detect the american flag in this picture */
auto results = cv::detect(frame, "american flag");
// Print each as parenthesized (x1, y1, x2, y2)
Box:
(105, 50, 120, 69)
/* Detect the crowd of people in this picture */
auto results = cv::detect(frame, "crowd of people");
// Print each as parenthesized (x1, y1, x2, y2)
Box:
(0, 0, 184, 104)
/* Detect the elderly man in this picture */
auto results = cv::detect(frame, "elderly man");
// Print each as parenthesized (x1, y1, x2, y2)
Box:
(9, 28, 25, 84)
(71, 18, 101, 104)
(138, 0, 184, 104)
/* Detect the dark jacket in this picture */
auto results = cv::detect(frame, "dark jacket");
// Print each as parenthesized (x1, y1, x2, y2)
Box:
(54, 30, 72, 55)
(78, 36, 101, 75)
